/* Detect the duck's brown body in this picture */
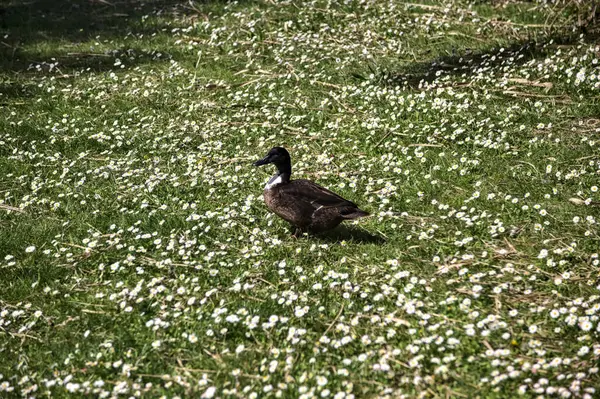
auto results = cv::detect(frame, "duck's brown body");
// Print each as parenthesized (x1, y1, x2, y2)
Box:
(254, 147, 369, 234)
(263, 179, 368, 233)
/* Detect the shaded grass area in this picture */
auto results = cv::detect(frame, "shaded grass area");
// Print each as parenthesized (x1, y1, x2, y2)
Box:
(0, 0, 187, 70)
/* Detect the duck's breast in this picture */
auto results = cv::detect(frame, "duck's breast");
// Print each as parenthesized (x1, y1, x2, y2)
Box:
(263, 188, 278, 210)
(262, 186, 312, 228)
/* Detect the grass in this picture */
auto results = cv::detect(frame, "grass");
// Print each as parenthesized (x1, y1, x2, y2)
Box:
(1, 0, 600, 397)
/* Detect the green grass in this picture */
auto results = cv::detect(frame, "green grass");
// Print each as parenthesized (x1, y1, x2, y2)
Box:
(1, 0, 600, 397)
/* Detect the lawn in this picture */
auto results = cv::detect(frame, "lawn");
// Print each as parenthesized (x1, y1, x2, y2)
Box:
(1, 0, 599, 397)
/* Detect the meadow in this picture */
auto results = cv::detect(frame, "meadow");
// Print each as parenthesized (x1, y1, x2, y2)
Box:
(1, 0, 599, 397)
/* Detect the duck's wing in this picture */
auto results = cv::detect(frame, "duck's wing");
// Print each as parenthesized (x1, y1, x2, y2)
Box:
(279, 179, 358, 209)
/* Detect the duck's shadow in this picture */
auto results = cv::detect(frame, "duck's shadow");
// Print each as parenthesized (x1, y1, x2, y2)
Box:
(310, 225, 386, 244)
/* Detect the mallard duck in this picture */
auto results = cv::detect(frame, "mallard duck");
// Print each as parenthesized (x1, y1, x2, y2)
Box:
(253, 147, 369, 234)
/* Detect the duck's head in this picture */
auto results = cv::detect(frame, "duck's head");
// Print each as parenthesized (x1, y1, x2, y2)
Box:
(253, 147, 291, 171)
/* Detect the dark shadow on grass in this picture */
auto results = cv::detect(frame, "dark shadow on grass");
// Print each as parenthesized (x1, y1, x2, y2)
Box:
(0, 0, 183, 42)
(3, 45, 172, 73)
(376, 28, 600, 89)
(0, 0, 193, 74)
(0, 80, 43, 103)
(383, 40, 542, 89)
(313, 225, 386, 244)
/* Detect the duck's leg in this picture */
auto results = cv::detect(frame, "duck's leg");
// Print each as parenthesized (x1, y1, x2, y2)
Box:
(291, 226, 305, 238)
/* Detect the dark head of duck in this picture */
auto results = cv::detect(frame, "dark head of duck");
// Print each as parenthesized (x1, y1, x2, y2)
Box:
(253, 147, 292, 181)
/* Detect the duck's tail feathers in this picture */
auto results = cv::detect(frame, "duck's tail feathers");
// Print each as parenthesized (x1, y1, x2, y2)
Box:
(340, 208, 370, 219)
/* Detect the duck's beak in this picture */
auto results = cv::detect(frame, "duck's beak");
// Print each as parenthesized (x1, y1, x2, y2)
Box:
(253, 155, 271, 167)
